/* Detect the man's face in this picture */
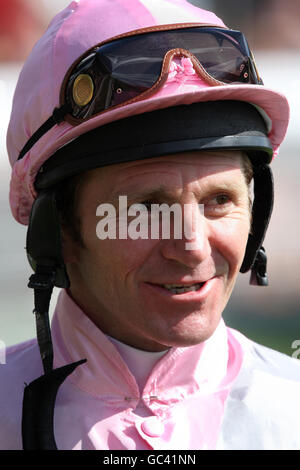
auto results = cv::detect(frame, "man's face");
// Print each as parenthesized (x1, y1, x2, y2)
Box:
(65, 150, 251, 351)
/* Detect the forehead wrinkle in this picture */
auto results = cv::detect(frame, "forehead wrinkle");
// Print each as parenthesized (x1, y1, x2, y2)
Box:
(98, 150, 245, 188)
(112, 163, 245, 196)
(111, 165, 183, 195)
(117, 167, 180, 185)
(94, 152, 247, 204)
(113, 152, 245, 185)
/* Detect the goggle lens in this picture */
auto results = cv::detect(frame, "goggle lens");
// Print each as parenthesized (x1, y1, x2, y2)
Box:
(63, 27, 261, 122)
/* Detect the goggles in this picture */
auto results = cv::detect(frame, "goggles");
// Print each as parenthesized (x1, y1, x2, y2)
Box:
(18, 24, 262, 160)
(62, 24, 262, 123)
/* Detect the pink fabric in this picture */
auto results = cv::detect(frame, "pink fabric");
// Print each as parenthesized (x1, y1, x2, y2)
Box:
(6, 0, 289, 226)
(47, 289, 244, 450)
(2, 295, 300, 449)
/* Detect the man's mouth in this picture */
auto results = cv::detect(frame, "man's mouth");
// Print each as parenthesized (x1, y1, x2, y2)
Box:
(156, 282, 206, 295)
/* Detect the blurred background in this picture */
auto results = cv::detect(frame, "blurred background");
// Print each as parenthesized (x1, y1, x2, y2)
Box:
(0, 0, 299, 355)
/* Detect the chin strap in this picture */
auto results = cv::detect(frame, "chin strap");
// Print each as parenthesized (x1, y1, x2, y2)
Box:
(28, 266, 56, 374)
(22, 265, 86, 450)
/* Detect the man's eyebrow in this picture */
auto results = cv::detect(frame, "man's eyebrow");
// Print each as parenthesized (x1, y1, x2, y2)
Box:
(109, 186, 177, 204)
(107, 178, 246, 205)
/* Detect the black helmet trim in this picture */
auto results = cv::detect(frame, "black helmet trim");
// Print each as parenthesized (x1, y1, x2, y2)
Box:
(35, 134, 271, 190)
(35, 100, 273, 190)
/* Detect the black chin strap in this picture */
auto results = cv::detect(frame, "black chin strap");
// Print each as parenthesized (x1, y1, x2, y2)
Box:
(28, 266, 56, 374)
(22, 266, 86, 450)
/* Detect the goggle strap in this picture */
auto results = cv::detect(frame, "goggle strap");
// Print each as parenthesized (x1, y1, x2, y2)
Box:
(18, 104, 71, 161)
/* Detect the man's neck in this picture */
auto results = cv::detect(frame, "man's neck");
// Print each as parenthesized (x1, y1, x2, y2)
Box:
(107, 335, 169, 392)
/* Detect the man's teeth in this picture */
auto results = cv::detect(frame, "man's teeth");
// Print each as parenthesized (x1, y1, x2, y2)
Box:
(161, 283, 204, 294)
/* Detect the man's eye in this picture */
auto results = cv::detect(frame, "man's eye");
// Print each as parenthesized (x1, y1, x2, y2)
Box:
(204, 193, 232, 216)
(214, 194, 231, 205)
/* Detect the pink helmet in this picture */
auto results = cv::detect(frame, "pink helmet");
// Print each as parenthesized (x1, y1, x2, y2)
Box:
(7, 0, 289, 226)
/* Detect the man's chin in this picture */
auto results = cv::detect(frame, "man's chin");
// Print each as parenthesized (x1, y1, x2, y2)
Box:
(149, 316, 222, 351)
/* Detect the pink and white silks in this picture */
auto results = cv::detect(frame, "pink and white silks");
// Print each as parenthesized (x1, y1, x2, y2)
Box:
(1, 289, 300, 450)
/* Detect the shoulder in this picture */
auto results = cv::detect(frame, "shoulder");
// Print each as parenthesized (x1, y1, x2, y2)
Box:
(228, 327, 300, 406)
(229, 327, 300, 382)
(0, 338, 43, 384)
(220, 328, 300, 449)
(0, 338, 43, 450)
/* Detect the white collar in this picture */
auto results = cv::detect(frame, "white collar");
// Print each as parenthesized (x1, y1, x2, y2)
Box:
(107, 335, 168, 392)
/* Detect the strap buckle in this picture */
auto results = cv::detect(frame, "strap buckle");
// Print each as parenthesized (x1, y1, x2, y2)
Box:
(28, 269, 56, 290)
(250, 247, 268, 286)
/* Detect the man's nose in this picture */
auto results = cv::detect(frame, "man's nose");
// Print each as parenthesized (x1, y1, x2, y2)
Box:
(160, 202, 211, 268)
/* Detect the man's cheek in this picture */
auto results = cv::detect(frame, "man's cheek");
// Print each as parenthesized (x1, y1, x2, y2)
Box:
(113, 238, 159, 268)
(212, 224, 249, 274)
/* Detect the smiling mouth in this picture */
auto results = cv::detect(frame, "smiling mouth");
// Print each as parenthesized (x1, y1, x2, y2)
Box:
(153, 282, 206, 295)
